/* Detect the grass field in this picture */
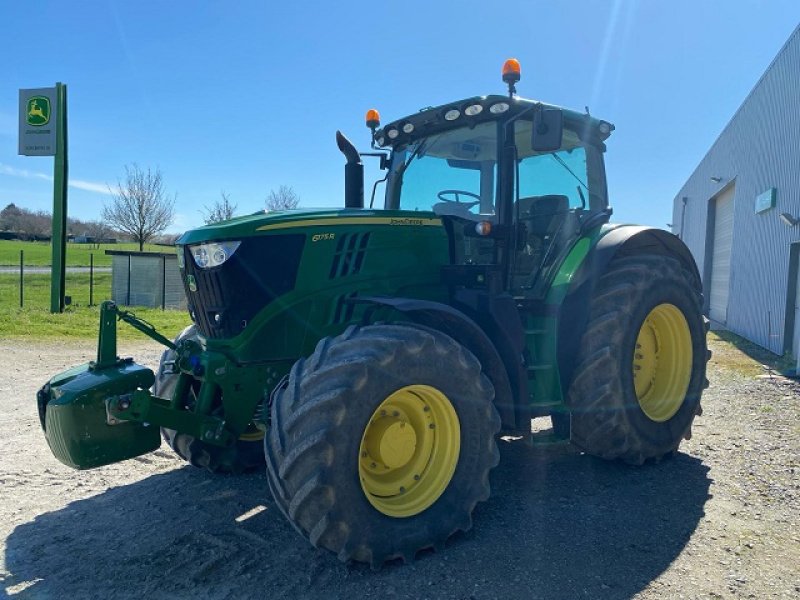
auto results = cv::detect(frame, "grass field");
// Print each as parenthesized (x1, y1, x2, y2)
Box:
(0, 240, 171, 267)
(0, 272, 190, 339)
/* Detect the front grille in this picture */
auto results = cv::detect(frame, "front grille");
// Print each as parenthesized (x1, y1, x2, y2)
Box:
(182, 234, 305, 339)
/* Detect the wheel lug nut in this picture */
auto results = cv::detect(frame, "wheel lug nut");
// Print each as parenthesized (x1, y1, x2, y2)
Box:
(429, 424, 435, 429)
(423, 406, 430, 412)
(635, 353, 644, 359)
(392, 411, 399, 417)
(414, 474, 420, 481)
(370, 462, 376, 468)
(380, 410, 387, 416)
(361, 451, 367, 457)
(399, 487, 406, 493)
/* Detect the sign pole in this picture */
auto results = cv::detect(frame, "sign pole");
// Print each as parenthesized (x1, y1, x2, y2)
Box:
(49, 82, 68, 313)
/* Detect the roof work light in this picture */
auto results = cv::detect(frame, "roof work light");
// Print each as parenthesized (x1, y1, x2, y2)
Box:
(365, 109, 380, 130)
(502, 58, 521, 96)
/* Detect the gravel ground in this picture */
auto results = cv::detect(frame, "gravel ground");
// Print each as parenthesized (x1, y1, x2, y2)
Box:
(1, 336, 798, 599)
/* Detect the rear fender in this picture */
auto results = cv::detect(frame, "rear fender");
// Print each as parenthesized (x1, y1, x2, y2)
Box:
(557, 225, 702, 392)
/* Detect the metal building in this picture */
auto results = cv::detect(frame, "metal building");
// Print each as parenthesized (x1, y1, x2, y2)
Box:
(672, 25, 800, 357)
(107, 250, 187, 310)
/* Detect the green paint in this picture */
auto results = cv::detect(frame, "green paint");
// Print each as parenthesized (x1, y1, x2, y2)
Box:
(95, 301, 119, 368)
(50, 83, 68, 313)
(41, 361, 159, 469)
(525, 229, 603, 412)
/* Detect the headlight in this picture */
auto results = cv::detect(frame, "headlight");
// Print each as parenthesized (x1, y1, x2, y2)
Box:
(189, 241, 241, 269)
(176, 246, 185, 269)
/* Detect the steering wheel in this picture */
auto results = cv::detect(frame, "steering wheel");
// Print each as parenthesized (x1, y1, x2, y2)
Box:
(437, 190, 481, 207)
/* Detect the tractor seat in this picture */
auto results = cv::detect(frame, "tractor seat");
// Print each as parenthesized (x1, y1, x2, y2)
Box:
(516, 195, 570, 235)
(513, 195, 570, 281)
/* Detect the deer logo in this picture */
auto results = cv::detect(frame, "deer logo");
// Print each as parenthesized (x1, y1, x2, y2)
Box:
(26, 96, 51, 126)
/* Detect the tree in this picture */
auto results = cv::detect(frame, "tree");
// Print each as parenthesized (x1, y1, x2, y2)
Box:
(202, 191, 238, 224)
(266, 185, 299, 212)
(103, 164, 175, 251)
(0, 204, 23, 231)
(0, 204, 50, 239)
(84, 219, 113, 241)
(19, 210, 52, 239)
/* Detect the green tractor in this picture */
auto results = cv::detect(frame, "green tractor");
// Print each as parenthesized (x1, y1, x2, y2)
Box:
(36, 60, 709, 566)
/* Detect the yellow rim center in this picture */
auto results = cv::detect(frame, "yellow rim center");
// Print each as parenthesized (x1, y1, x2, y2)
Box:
(359, 385, 460, 518)
(633, 303, 693, 422)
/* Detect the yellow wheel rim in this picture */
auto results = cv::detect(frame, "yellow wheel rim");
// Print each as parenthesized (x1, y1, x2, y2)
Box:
(238, 426, 265, 442)
(633, 303, 693, 422)
(358, 385, 460, 518)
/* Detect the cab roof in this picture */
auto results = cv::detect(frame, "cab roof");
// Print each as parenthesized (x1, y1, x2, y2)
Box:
(374, 94, 614, 149)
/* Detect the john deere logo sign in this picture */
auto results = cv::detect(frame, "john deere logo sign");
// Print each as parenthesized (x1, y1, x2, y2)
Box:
(19, 87, 57, 156)
(26, 96, 50, 126)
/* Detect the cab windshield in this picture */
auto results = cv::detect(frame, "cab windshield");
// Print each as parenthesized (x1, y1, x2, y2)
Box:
(385, 121, 498, 219)
(384, 117, 602, 218)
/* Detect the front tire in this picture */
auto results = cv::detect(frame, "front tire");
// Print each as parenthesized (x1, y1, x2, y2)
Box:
(265, 324, 500, 566)
(566, 254, 709, 464)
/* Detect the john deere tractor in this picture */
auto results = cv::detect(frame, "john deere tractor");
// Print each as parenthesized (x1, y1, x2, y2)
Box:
(36, 60, 708, 566)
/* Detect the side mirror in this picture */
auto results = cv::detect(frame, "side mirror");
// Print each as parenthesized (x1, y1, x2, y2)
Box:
(531, 108, 563, 152)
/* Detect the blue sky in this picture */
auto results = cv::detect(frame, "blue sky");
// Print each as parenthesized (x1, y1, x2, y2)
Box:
(1, 1, 798, 233)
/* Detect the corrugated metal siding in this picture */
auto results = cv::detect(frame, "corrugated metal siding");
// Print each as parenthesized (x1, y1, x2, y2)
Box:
(111, 255, 128, 303)
(110, 253, 186, 309)
(672, 26, 800, 354)
(129, 255, 160, 306)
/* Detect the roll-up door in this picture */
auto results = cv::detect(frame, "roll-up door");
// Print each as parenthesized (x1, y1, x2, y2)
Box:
(709, 186, 735, 323)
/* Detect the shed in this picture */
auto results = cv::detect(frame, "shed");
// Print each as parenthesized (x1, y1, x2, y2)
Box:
(106, 249, 187, 310)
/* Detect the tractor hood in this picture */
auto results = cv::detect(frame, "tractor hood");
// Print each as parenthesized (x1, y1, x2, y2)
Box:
(176, 208, 442, 246)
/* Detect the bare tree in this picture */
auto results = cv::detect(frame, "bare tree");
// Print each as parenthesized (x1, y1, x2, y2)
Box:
(103, 164, 175, 251)
(0, 203, 23, 232)
(85, 219, 113, 242)
(0, 204, 50, 238)
(266, 185, 300, 212)
(202, 191, 238, 224)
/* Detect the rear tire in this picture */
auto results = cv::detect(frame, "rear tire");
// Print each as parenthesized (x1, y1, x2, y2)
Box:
(566, 254, 709, 464)
(265, 324, 500, 567)
(154, 325, 265, 473)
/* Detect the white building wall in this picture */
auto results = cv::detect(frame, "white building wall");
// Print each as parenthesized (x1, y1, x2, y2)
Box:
(672, 26, 800, 353)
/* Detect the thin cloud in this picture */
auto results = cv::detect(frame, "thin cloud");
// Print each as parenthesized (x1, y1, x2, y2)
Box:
(0, 163, 50, 182)
(0, 162, 112, 195)
(70, 179, 112, 194)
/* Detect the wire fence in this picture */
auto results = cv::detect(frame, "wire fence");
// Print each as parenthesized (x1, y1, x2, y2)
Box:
(1, 250, 186, 310)
(1, 250, 109, 309)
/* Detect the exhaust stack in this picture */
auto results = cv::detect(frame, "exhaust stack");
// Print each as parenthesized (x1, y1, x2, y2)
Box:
(336, 131, 364, 209)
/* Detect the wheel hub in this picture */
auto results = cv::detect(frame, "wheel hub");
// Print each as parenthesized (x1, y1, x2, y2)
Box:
(365, 417, 417, 469)
(633, 303, 693, 422)
(359, 385, 460, 518)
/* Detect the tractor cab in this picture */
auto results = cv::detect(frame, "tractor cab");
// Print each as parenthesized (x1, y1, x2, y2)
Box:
(363, 62, 614, 298)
